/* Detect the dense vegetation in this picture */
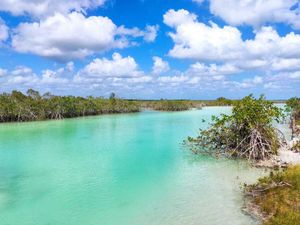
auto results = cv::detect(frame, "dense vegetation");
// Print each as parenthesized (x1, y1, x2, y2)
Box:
(0, 90, 291, 123)
(142, 100, 202, 111)
(0, 90, 140, 122)
(186, 95, 284, 161)
(138, 98, 236, 111)
(245, 166, 300, 225)
(286, 97, 300, 125)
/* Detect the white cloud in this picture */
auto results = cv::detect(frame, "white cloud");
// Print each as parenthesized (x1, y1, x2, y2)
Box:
(207, 0, 300, 29)
(2, 64, 72, 92)
(0, 18, 8, 42)
(158, 75, 189, 86)
(12, 13, 117, 61)
(188, 62, 241, 76)
(144, 25, 159, 42)
(163, 9, 198, 28)
(164, 9, 244, 61)
(11, 66, 33, 76)
(271, 71, 300, 80)
(7, 66, 38, 85)
(41, 69, 68, 85)
(66, 62, 75, 72)
(0, 68, 7, 76)
(253, 76, 263, 84)
(263, 82, 281, 89)
(245, 27, 300, 59)
(164, 9, 300, 74)
(12, 12, 155, 61)
(78, 53, 143, 78)
(1, 59, 299, 98)
(270, 58, 300, 71)
(152, 57, 170, 74)
(116, 24, 159, 43)
(233, 76, 264, 89)
(0, 0, 106, 18)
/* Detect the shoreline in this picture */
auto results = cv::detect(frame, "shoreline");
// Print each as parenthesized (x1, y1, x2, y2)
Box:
(244, 119, 300, 224)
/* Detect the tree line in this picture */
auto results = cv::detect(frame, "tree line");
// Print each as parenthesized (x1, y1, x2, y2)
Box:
(142, 100, 202, 111)
(0, 90, 140, 122)
(0, 89, 296, 123)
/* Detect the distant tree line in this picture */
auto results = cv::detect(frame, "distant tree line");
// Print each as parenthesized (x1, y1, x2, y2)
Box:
(0, 89, 292, 123)
(0, 90, 140, 122)
(146, 100, 201, 111)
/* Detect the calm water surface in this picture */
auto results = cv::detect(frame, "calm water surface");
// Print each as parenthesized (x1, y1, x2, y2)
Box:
(0, 107, 268, 225)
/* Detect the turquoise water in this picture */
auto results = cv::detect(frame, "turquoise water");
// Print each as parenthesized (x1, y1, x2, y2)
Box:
(0, 107, 267, 225)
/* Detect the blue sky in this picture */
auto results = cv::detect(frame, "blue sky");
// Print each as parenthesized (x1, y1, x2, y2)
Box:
(0, 0, 300, 99)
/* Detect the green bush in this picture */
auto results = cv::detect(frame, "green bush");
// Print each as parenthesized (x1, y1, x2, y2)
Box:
(246, 166, 300, 225)
(186, 95, 284, 161)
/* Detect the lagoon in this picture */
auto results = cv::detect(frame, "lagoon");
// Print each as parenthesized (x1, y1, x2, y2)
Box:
(0, 107, 267, 225)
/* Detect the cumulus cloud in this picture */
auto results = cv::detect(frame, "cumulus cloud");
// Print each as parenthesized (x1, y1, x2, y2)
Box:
(0, 53, 222, 98)
(164, 9, 244, 61)
(0, 68, 7, 76)
(11, 66, 34, 76)
(234, 76, 264, 89)
(73, 53, 155, 96)
(1, 63, 73, 94)
(12, 13, 117, 61)
(209, 0, 300, 29)
(144, 25, 159, 42)
(0, 0, 106, 18)
(116, 25, 159, 43)
(40, 69, 69, 85)
(1, 59, 299, 99)
(164, 9, 300, 74)
(0, 18, 8, 42)
(12, 12, 157, 61)
(158, 75, 189, 86)
(188, 62, 241, 76)
(66, 62, 75, 72)
(152, 57, 170, 74)
(78, 53, 143, 78)
(6, 66, 38, 85)
(164, 9, 198, 27)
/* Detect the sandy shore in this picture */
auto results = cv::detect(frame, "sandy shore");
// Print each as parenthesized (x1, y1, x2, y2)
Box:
(279, 148, 300, 165)
(253, 140, 300, 168)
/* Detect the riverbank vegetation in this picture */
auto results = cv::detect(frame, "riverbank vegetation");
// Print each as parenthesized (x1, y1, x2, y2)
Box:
(0, 90, 140, 122)
(186, 95, 284, 161)
(286, 97, 300, 125)
(0, 90, 239, 123)
(0, 89, 291, 123)
(245, 166, 300, 225)
(141, 100, 201, 111)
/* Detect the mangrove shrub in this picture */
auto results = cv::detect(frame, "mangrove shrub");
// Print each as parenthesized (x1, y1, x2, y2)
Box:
(0, 90, 140, 122)
(186, 95, 284, 161)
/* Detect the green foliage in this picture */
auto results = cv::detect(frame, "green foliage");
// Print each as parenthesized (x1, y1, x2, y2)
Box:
(216, 97, 233, 106)
(0, 90, 140, 122)
(150, 100, 195, 111)
(187, 95, 284, 160)
(286, 97, 300, 113)
(286, 97, 300, 123)
(246, 166, 300, 225)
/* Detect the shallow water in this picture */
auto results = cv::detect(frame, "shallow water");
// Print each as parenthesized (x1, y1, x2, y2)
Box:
(0, 107, 268, 225)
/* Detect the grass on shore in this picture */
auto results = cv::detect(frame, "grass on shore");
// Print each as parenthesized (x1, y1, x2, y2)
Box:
(296, 119, 300, 126)
(246, 166, 300, 225)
